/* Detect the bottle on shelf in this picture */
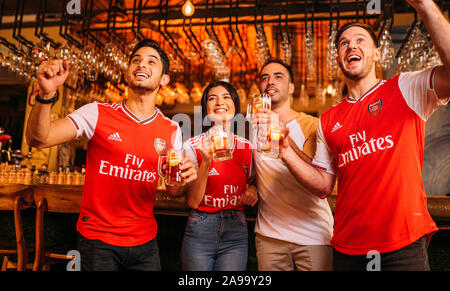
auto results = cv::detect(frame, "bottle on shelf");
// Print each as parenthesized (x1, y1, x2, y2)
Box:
(73, 166, 82, 185)
(31, 165, 38, 184)
(57, 164, 64, 185)
(81, 164, 86, 185)
(40, 164, 49, 184)
(64, 165, 73, 185)
(24, 166, 32, 185)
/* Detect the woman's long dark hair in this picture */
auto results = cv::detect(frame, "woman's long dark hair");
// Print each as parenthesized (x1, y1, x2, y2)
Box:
(201, 81, 241, 133)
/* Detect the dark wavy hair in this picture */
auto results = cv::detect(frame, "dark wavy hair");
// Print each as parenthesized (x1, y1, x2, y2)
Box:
(201, 81, 241, 133)
(129, 39, 170, 75)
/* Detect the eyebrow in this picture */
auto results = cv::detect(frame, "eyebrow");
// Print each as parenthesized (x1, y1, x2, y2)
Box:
(131, 54, 160, 62)
(260, 72, 285, 78)
(339, 33, 369, 43)
(208, 92, 231, 98)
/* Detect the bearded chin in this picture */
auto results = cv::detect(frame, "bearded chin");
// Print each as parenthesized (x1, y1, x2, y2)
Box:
(338, 60, 373, 81)
(342, 69, 365, 81)
(129, 80, 159, 92)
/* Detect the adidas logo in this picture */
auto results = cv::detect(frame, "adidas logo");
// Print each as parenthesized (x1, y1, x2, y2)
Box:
(331, 122, 343, 133)
(208, 168, 219, 176)
(108, 132, 122, 142)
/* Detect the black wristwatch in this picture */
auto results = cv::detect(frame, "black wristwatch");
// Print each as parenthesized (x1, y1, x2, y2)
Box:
(35, 91, 59, 104)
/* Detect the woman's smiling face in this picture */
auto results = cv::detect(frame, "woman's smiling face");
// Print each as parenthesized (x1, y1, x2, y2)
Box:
(206, 85, 236, 124)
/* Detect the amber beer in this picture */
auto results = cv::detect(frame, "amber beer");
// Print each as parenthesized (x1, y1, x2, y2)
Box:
(246, 93, 271, 119)
(260, 121, 285, 159)
(253, 93, 271, 112)
(165, 150, 185, 186)
(208, 126, 232, 162)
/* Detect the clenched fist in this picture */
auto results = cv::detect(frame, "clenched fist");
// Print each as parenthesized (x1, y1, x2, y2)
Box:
(36, 59, 69, 98)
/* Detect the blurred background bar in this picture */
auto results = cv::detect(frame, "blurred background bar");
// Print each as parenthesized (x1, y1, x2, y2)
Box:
(0, 0, 449, 271)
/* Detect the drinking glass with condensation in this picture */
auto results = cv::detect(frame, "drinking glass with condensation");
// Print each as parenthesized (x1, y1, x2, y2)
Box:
(158, 148, 186, 186)
(258, 117, 286, 159)
(246, 93, 271, 120)
(206, 125, 233, 162)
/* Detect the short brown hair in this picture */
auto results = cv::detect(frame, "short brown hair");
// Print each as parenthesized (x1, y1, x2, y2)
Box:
(335, 22, 378, 48)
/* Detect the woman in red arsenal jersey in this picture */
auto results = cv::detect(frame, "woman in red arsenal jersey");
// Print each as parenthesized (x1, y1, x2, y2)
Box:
(181, 81, 258, 271)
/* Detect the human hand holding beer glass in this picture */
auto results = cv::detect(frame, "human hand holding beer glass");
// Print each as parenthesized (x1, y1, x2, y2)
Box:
(158, 148, 197, 189)
(205, 125, 233, 162)
(246, 93, 271, 120)
(253, 109, 289, 159)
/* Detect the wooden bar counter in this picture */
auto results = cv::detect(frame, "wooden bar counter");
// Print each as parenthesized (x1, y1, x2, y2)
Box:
(1, 184, 450, 228)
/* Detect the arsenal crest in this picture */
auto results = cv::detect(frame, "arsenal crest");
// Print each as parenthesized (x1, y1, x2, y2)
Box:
(154, 138, 167, 156)
(368, 99, 383, 116)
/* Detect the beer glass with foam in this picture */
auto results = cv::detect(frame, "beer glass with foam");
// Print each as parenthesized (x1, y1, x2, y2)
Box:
(246, 93, 271, 120)
(158, 148, 186, 187)
(206, 125, 233, 162)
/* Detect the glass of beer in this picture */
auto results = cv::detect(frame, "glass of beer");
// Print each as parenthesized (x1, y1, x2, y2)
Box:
(207, 125, 233, 162)
(246, 93, 271, 120)
(158, 148, 186, 187)
(258, 119, 286, 159)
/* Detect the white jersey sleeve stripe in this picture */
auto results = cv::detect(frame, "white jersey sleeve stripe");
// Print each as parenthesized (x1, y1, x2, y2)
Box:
(312, 118, 336, 175)
(183, 138, 199, 168)
(67, 102, 99, 140)
(398, 68, 445, 121)
(171, 124, 183, 150)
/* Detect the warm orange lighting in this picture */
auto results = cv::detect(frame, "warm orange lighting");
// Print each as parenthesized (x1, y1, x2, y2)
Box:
(182, 0, 195, 17)
(326, 84, 333, 94)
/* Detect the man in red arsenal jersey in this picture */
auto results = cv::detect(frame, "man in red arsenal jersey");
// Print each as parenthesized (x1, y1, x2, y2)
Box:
(26, 39, 197, 271)
(282, 0, 450, 270)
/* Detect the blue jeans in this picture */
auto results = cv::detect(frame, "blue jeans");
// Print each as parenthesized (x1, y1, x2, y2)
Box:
(77, 234, 161, 271)
(181, 209, 248, 271)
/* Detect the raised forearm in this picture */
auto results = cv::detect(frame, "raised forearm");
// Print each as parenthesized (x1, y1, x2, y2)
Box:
(413, 0, 450, 68)
(26, 103, 53, 148)
(282, 146, 335, 198)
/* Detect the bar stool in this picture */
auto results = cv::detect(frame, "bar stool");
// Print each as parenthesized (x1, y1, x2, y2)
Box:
(0, 184, 34, 271)
(32, 185, 82, 271)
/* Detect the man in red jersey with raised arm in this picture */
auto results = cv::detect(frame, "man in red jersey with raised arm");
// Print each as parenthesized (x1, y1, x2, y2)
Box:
(278, 0, 450, 270)
(26, 39, 197, 271)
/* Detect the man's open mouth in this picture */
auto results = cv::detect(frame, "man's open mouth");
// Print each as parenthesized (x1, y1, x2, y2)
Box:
(346, 54, 361, 64)
(134, 71, 150, 80)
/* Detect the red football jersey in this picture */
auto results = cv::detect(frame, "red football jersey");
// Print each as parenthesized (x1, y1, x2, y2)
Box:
(184, 134, 253, 213)
(68, 101, 181, 246)
(313, 69, 445, 255)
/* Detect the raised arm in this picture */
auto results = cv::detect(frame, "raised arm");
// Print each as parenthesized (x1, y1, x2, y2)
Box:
(26, 59, 77, 148)
(409, 0, 450, 99)
(281, 136, 336, 199)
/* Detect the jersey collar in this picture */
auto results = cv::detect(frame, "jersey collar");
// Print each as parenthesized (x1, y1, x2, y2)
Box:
(345, 80, 385, 103)
(121, 100, 159, 125)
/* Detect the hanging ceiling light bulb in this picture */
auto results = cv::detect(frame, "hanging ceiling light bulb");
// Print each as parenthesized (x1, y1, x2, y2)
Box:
(182, 0, 195, 17)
